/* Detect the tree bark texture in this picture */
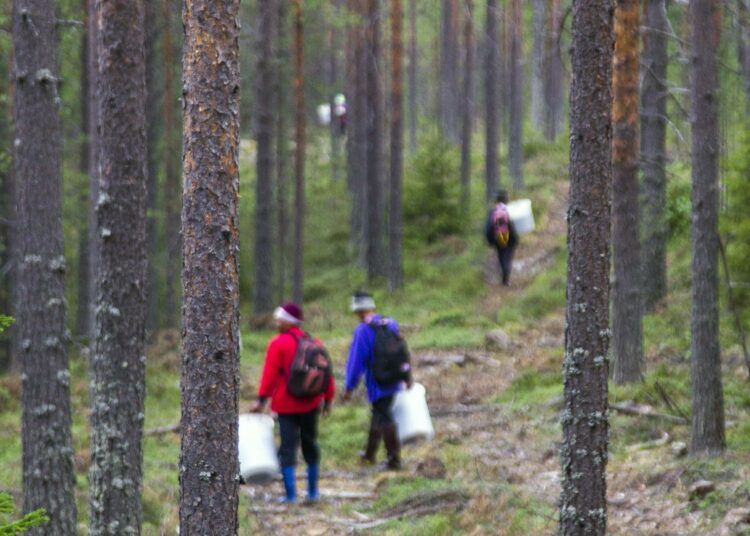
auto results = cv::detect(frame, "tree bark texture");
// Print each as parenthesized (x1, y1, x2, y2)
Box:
(253, 0, 275, 314)
(738, 0, 750, 104)
(543, 0, 563, 141)
(365, 0, 385, 280)
(459, 0, 474, 215)
(180, 0, 240, 533)
(327, 7, 341, 183)
(145, 0, 161, 333)
(86, 0, 99, 343)
(484, 0, 500, 201)
(389, 0, 404, 291)
(689, 0, 725, 457)
(560, 1, 614, 534)
(76, 0, 91, 339)
(292, 0, 305, 303)
(275, 0, 289, 303)
(408, 0, 417, 153)
(531, 0, 545, 130)
(611, 0, 643, 384)
(508, 0, 523, 189)
(12, 1, 78, 533)
(639, 0, 668, 312)
(440, 0, 460, 143)
(89, 1, 148, 534)
(163, 0, 180, 329)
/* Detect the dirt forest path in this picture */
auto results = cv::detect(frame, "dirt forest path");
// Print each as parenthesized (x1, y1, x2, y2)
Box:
(239, 187, 573, 535)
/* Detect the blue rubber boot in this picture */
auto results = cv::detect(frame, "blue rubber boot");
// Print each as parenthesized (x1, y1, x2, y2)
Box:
(279, 466, 296, 503)
(306, 464, 320, 502)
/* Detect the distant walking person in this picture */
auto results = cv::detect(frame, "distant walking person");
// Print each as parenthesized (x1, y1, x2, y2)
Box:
(342, 291, 412, 470)
(485, 190, 519, 286)
(250, 303, 335, 503)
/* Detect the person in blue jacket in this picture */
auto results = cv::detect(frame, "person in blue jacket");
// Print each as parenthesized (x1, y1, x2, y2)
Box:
(342, 291, 412, 470)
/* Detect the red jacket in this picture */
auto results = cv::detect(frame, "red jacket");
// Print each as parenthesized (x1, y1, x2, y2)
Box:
(257, 326, 335, 414)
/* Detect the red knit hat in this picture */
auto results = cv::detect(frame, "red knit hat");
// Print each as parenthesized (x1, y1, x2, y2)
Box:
(273, 302, 304, 325)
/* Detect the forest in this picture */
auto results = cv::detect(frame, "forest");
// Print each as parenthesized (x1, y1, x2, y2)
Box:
(1, 0, 750, 534)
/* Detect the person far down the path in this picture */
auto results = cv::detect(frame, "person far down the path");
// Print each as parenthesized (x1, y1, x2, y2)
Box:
(250, 302, 335, 503)
(342, 291, 413, 470)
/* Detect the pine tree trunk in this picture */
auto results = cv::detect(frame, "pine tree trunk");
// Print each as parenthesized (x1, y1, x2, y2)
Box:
(459, 0, 474, 215)
(559, 1, 613, 534)
(76, 0, 91, 340)
(275, 0, 289, 304)
(484, 0, 500, 201)
(89, 1, 148, 534)
(180, 0, 240, 532)
(145, 0, 161, 334)
(389, 0, 404, 291)
(292, 0, 305, 303)
(689, 0, 725, 457)
(86, 0, 99, 343)
(640, 0, 668, 312)
(737, 0, 750, 105)
(543, 0, 563, 141)
(408, 0, 417, 153)
(508, 0, 523, 189)
(440, 0, 460, 142)
(163, 0, 180, 329)
(366, 0, 385, 280)
(327, 5, 341, 183)
(253, 0, 275, 314)
(530, 0, 545, 130)
(611, 0, 643, 384)
(12, 1, 78, 532)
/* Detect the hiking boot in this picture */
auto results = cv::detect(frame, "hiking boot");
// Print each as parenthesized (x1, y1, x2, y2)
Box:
(382, 424, 401, 470)
(359, 422, 382, 465)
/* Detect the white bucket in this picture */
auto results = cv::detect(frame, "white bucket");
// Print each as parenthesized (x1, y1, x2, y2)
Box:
(238, 413, 279, 484)
(506, 199, 535, 235)
(392, 383, 435, 444)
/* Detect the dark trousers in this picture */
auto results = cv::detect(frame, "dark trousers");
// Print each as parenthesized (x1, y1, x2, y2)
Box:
(278, 409, 320, 467)
(371, 395, 395, 427)
(495, 245, 515, 285)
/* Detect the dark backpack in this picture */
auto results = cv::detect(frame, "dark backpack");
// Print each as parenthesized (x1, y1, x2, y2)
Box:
(286, 333, 332, 398)
(369, 321, 411, 386)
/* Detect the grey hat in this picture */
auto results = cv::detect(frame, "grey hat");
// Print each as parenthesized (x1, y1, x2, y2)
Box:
(351, 291, 376, 312)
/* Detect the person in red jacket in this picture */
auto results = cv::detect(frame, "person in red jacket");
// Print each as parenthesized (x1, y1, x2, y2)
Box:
(250, 303, 334, 503)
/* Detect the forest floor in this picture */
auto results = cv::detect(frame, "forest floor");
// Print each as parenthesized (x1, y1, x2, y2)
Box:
(237, 185, 750, 536)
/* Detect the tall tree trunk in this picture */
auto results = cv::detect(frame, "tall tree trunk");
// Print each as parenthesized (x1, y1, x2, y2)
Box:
(3, 7, 15, 370)
(163, 0, 180, 329)
(292, 0, 305, 303)
(737, 0, 750, 105)
(12, 1, 78, 532)
(484, 0, 500, 201)
(145, 0, 161, 334)
(76, 0, 91, 339)
(253, 0, 275, 314)
(389, 0, 404, 291)
(689, 0, 725, 457)
(530, 0, 545, 130)
(86, 0, 99, 343)
(508, 0, 523, 189)
(611, 0, 643, 384)
(640, 0, 668, 312)
(408, 0, 417, 153)
(560, 1, 613, 534)
(440, 0, 460, 142)
(275, 0, 289, 303)
(327, 4, 341, 183)
(459, 0, 474, 215)
(89, 1, 148, 534)
(543, 0, 563, 141)
(180, 0, 240, 533)
(366, 0, 385, 280)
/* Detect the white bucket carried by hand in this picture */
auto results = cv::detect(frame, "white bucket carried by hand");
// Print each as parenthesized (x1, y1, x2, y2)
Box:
(506, 199, 535, 235)
(392, 383, 435, 444)
(238, 413, 279, 484)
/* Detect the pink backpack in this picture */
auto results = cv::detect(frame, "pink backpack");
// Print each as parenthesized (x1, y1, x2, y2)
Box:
(492, 203, 511, 248)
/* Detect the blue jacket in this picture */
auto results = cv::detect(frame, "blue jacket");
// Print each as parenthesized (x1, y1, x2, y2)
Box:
(345, 314, 403, 402)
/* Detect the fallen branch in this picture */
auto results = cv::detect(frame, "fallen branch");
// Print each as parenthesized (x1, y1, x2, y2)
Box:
(431, 403, 505, 417)
(610, 402, 687, 424)
(145, 423, 180, 436)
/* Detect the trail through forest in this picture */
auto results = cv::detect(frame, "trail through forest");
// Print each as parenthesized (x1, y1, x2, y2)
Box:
(238, 187, 749, 535)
